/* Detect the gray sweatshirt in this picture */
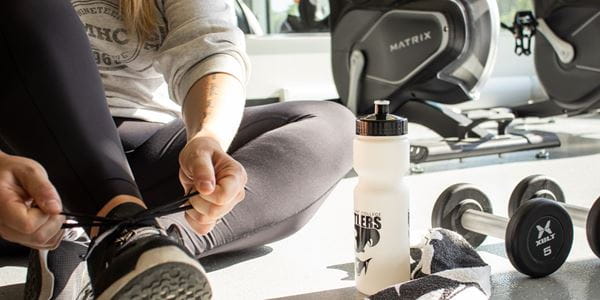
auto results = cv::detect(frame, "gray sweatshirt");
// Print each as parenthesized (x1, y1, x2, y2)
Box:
(71, 0, 250, 123)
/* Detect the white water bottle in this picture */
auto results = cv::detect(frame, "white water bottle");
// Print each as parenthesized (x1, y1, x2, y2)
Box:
(353, 100, 410, 295)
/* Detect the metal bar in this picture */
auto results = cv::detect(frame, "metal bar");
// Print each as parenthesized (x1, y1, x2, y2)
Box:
(563, 203, 589, 228)
(347, 50, 365, 115)
(410, 130, 561, 163)
(537, 19, 575, 63)
(265, 0, 271, 34)
(461, 209, 507, 240)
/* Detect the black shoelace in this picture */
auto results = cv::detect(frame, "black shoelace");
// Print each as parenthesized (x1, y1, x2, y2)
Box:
(60, 191, 199, 229)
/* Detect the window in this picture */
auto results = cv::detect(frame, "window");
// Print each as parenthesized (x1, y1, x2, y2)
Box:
(238, 1, 531, 35)
(497, 0, 534, 25)
(240, 0, 330, 34)
(272, 0, 330, 34)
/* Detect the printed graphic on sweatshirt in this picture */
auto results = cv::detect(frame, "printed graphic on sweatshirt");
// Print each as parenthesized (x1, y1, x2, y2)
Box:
(71, 0, 164, 71)
(355, 211, 382, 275)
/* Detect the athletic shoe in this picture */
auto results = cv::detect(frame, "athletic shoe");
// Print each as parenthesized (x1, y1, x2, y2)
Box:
(24, 227, 90, 300)
(86, 223, 211, 300)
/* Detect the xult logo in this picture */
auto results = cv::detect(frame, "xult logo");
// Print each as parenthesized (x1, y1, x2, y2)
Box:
(389, 31, 432, 53)
(535, 220, 556, 246)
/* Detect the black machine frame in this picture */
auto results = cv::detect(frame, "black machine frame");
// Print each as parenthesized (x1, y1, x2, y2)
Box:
(329, 0, 566, 164)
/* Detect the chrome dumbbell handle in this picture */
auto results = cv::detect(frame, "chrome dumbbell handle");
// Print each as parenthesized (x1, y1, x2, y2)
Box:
(461, 209, 507, 240)
(560, 203, 588, 228)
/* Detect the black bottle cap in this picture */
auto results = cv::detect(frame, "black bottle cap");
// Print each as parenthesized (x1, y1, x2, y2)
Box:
(356, 100, 407, 136)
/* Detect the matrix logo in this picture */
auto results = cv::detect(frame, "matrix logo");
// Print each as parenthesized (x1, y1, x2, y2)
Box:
(535, 220, 556, 246)
(389, 31, 432, 53)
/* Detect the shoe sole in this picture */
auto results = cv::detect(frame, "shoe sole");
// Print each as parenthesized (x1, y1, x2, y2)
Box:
(97, 246, 211, 300)
(25, 249, 54, 300)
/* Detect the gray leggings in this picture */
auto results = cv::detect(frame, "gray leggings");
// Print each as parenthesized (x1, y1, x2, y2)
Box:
(118, 101, 354, 257)
(0, 0, 354, 257)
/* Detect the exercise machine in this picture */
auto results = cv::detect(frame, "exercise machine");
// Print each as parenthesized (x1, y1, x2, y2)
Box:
(503, 0, 600, 117)
(329, 0, 562, 163)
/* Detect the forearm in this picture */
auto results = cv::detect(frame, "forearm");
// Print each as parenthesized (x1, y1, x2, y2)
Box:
(182, 73, 245, 150)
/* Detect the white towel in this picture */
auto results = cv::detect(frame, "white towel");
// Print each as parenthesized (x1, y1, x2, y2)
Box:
(370, 228, 491, 300)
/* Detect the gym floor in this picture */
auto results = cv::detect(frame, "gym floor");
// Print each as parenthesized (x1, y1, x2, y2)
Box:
(2, 112, 600, 299)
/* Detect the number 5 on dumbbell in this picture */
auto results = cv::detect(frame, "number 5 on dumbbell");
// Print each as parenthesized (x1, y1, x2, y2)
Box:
(431, 184, 573, 277)
(509, 175, 600, 258)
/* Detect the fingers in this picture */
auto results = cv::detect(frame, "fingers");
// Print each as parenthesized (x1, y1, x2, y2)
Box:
(0, 154, 64, 249)
(201, 155, 247, 206)
(43, 229, 66, 250)
(184, 211, 217, 235)
(14, 159, 62, 214)
(0, 202, 49, 235)
(0, 214, 65, 249)
(179, 137, 248, 235)
(191, 153, 215, 195)
(189, 188, 244, 221)
(211, 167, 247, 205)
(185, 189, 245, 235)
(178, 169, 194, 194)
(181, 150, 215, 195)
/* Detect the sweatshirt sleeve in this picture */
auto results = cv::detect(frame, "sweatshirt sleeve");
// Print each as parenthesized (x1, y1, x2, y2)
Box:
(155, 0, 250, 106)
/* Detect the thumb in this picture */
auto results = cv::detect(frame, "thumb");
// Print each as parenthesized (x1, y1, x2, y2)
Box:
(189, 152, 216, 195)
(15, 167, 62, 214)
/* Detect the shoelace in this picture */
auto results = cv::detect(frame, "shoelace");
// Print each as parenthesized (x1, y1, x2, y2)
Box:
(59, 191, 201, 261)
(60, 191, 199, 229)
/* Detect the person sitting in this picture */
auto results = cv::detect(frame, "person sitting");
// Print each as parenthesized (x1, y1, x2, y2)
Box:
(0, 0, 353, 298)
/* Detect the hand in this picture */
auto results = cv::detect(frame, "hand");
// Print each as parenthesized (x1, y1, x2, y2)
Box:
(0, 153, 64, 249)
(179, 136, 247, 235)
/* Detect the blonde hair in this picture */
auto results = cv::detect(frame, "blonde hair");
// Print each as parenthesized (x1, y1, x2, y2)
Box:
(120, 0, 157, 41)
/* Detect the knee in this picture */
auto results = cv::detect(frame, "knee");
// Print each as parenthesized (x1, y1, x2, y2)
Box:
(314, 100, 356, 125)
(243, 100, 355, 175)
(272, 100, 355, 146)
(294, 101, 355, 174)
(294, 100, 355, 139)
(293, 100, 353, 119)
(312, 100, 355, 145)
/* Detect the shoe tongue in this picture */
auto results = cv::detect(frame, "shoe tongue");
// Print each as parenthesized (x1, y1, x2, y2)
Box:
(88, 203, 163, 263)
(87, 224, 165, 274)
(99, 203, 158, 236)
(106, 202, 146, 218)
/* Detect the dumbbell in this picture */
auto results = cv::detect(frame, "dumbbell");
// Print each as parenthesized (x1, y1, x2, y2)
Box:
(508, 174, 600, 258)
(431, 183, 573, 277)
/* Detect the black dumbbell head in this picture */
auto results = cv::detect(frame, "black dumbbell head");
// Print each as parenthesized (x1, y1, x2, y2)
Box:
(586, 196, 600, 258)
(506, 198, 573, 277)
(431, 184, 492, 248)
(508, 175, 565, 217)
